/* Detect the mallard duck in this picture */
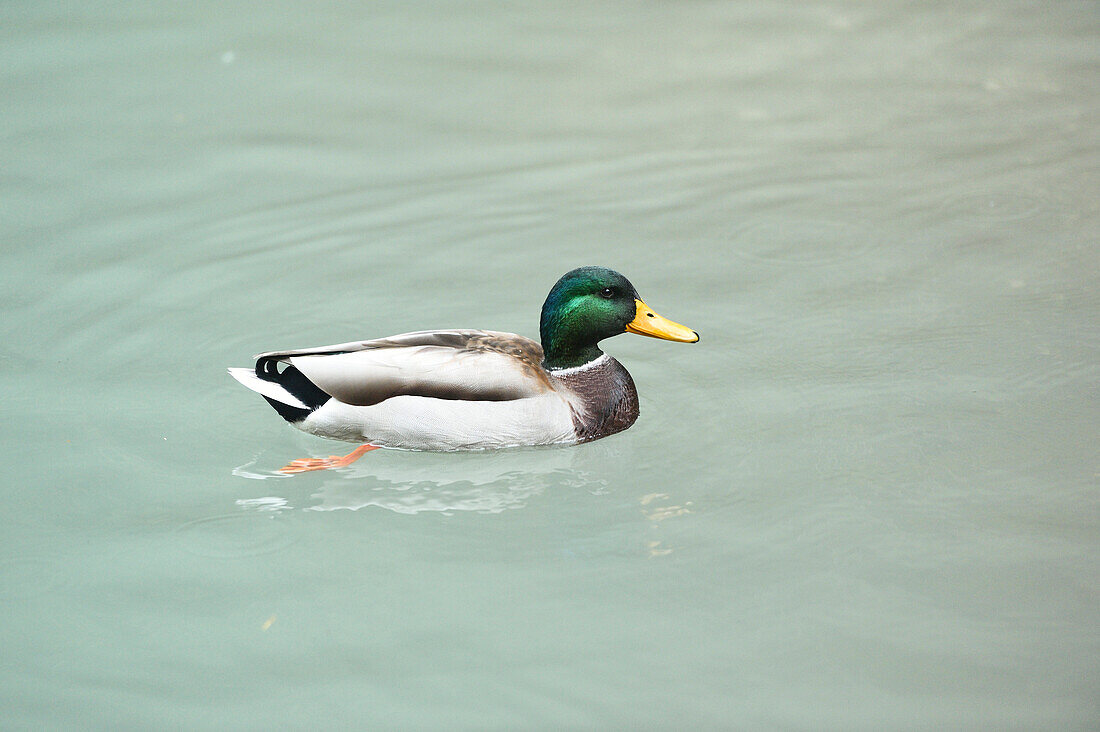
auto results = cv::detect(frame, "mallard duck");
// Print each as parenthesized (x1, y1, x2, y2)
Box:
(229, 266, 698, 472)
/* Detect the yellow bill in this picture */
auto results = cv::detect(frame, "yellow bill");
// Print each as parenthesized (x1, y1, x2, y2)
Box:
(625, 299, 699, 342)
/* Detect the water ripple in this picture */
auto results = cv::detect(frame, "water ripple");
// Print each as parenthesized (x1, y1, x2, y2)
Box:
(305, 468, 595, 515)
(174, 513, 299, 558)
(730, 217, 874, 266)
(939, 190, 1047, 222)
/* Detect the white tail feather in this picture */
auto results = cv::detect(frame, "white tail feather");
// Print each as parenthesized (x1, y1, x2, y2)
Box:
(227, 367, 309, 409)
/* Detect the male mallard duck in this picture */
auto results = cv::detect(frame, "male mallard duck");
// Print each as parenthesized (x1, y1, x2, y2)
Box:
(229, 266, 698, 472)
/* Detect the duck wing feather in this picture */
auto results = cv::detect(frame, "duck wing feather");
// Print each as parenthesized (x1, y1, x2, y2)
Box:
(256, 330, 552, 406)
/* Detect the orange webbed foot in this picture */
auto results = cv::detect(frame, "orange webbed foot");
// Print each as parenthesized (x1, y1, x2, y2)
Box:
(279, 444, 381, 474)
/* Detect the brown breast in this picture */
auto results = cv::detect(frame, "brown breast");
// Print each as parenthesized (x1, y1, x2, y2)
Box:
(550, 356, 639, 442)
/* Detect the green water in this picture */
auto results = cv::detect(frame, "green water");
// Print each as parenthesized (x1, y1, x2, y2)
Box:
(2, 1, 1098, 728)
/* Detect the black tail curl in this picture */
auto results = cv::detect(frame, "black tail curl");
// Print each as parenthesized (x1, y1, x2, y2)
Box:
(255, 357, 331, 423)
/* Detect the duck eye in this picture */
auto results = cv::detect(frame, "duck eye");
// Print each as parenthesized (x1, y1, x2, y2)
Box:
(599, 287, 614, 299)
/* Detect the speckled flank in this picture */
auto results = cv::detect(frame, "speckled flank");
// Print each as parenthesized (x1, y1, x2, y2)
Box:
(464, 332, 552, 388)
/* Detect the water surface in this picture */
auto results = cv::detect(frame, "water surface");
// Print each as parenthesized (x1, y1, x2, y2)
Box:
(1, 1, 1097, 728)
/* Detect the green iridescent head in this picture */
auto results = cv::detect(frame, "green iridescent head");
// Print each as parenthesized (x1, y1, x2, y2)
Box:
(539, 266, 699, 370)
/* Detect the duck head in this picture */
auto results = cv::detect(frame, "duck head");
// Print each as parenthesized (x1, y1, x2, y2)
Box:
(539, 266, 698, 370)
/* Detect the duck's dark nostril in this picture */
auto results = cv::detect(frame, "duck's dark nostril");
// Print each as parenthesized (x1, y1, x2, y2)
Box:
(647, 312, 654, 318)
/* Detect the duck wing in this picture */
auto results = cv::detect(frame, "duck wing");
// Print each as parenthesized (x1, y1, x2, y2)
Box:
(256, 329, 553, 406)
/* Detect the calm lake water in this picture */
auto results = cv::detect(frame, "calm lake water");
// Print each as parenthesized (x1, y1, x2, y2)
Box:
(2, 1, 1098, 728)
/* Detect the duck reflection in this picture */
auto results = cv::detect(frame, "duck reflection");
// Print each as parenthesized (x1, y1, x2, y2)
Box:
(233, 445, 605, 515)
